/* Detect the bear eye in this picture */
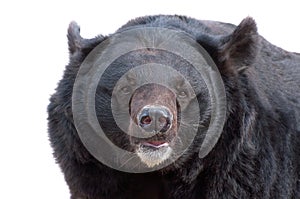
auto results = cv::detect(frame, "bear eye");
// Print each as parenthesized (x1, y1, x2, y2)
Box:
(178, 91, 187, 98)
(120, 86, 131, 94)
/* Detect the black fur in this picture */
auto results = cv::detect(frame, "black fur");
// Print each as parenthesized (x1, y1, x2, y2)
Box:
(48, 15, 300, 198)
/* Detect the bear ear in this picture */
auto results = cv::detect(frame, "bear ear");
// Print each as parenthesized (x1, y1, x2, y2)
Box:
(67, 21, 106, 56)
(67, 21, 83, 54)
(218, 17, 259, 74)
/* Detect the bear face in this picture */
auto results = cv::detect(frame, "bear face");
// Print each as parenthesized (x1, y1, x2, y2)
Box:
(95, 47, 210, 169)
(89, 17, 259, 170)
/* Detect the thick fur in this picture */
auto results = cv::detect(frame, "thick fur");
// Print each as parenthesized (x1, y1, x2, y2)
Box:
(48, 15, 300, 198)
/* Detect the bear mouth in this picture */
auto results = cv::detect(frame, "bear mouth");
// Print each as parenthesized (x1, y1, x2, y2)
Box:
(131, 133, 175, 150)
(141, 140, 169, 148)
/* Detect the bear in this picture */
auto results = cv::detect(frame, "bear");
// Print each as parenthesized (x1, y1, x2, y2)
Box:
(48, 15, 300, 199)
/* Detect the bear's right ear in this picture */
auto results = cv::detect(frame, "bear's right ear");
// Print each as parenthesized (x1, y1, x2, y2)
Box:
(67, 21, 106, 56)
(67, 21, 82, 54)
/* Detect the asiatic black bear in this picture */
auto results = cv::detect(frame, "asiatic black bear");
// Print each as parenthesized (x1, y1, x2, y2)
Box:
(48, 15, 300, 198)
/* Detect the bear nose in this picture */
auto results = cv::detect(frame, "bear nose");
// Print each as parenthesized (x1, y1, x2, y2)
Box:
(138, 106, 172, 133)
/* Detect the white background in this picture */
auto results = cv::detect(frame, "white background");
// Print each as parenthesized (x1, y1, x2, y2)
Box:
(0, 0, 299, 198)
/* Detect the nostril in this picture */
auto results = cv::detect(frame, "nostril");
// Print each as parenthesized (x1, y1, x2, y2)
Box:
(158, 116, 168, 127)
(140, 115, 152, 125)
(158, 116, 171, 133)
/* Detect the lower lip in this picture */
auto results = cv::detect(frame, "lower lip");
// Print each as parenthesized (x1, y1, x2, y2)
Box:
(141, 142, 169, 148)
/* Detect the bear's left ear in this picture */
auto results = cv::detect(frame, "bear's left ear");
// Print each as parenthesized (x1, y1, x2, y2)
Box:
(218, 17, 259, 74)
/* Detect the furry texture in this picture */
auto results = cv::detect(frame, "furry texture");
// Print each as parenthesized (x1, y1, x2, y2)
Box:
(48, 15, 300, 198)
